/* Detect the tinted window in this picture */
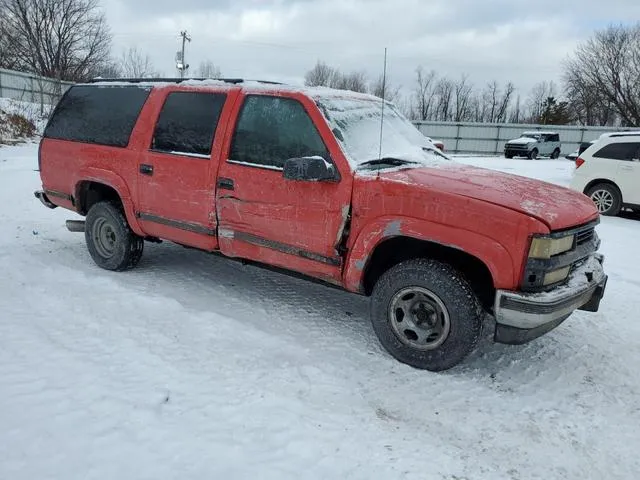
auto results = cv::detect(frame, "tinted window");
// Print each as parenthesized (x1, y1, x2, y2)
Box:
(229, 95, 329, 169)
(152, 92, 226, 156)
(593, 142, 640, 161)
(44, 85, 151, 147)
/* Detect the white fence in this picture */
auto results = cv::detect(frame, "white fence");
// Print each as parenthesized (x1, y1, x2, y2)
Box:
(413, 120, 639, 156)
(0, 68, 74, 111)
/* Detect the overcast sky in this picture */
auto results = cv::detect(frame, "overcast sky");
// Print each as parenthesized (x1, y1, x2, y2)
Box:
(102, 0, 640, 99)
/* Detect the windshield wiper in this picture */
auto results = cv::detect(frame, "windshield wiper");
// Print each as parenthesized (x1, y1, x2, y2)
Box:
(358, 157, 419, 169)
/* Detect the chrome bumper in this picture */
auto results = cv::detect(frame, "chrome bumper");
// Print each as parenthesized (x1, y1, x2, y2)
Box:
(494, 253, 607, 344)
(34, 190, 58, 209)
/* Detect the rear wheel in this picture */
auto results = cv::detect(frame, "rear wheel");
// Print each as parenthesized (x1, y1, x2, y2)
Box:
(529, 148, 539, 160)
(551, 148, 561, 159)
(85, 201, 144, 271)
(586, 183, 622, 216)
(370, 259, 483, 371)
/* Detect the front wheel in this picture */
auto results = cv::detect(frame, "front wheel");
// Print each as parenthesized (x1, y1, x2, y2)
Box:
(586, 183, 622, 216)
(529, 148, 539, 160)
(370, 259, 483, 371)
(85, 201, 144, 271)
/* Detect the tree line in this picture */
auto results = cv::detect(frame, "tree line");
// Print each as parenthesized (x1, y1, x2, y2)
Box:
(0, 0, 221, 81)
(1, 0, 638, 127)
(305, 24, 639, 127)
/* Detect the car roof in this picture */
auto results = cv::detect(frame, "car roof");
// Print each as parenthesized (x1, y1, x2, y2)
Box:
(597, 131, 640, 139)
(84, 77, 386, 103)
(522, 131, 558, 135)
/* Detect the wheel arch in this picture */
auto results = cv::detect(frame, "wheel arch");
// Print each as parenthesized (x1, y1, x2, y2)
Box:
(343, 217, 514, 312)
(73, 171, 144, 236)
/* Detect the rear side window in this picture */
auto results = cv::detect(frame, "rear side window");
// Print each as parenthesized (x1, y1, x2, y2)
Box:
(44, 85, 151, 147)
(229, 95, 329, 169)
(593, 142, 640, 161)
(151, 92, 227, 157)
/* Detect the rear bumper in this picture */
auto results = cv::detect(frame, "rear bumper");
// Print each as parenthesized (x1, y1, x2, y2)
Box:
(494, 253, 607, 344)
(34, 190, 58, 209)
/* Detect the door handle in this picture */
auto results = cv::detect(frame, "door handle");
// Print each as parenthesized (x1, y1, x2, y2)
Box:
(140, 164, 154, 175)
(217, 177, 234, 190)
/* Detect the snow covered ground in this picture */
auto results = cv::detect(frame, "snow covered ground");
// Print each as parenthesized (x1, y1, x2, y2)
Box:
(1, 144, 639, 480)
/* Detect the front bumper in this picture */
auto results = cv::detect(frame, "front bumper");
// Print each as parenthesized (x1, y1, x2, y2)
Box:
(494, 253, 607, 344)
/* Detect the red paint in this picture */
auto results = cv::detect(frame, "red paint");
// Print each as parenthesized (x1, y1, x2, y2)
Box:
(38, 82, 600, 296)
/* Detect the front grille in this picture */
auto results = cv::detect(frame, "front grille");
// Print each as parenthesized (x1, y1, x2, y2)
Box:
(576, 228, 595, 246)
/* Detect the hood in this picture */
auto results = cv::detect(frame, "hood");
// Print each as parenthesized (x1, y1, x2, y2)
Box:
(507, 137, 536, 145)
(373, 163, 598, 230)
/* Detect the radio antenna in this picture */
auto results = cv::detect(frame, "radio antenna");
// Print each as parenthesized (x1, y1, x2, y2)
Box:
(377, 47, 387, 160)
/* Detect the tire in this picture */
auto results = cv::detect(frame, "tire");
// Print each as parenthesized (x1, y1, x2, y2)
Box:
(85, 201, 144, 271)
(586, 183, 622, 217)
(528, 148, 538, 160)
(551, 148, 561, 159)
(370, 258, 483, 371)
(505, 153, 514, 159)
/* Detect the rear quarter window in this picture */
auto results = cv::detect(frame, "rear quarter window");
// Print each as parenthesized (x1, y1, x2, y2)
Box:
(44, 85, 151, 147)
(593, 142, 640, 161)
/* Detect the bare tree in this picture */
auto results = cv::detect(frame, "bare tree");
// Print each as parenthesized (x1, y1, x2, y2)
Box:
(304, 61, 336, 87)
(526, 81, 556, 122)
(370, 74, 400, 102)
(496, 82, 515, 123)
(2, 0, 112, 81)
(0, 10, 16, 69)
(332, 71, 368, 93)
(564, 23, 640, 126)
(117, 47, 157, 78)
(434, 77, 454, 121)
(412, 66, 437, 121)
(452, 74, 473, 122)
(197, 60, 221, 79)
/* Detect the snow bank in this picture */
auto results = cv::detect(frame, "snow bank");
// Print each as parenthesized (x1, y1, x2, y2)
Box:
(0, 98, 52, 143)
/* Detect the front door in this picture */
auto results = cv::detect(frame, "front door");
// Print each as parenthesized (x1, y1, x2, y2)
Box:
(137, 90, 227, 250)
(215, 93, 353, 283)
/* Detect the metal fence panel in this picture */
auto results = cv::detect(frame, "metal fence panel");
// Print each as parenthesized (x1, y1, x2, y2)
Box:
(0, 68, 73, 110)
(414, 120, 639, 156)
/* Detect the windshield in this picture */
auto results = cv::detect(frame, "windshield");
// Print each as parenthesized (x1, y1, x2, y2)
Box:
(315, 95, 449, 168)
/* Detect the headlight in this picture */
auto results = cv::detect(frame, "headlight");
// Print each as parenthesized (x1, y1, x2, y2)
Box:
(529, 235, 575, 259)
(543, 266, 571, 285)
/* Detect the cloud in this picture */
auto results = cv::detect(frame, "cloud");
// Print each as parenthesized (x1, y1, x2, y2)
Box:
(102, 0, 640, 98)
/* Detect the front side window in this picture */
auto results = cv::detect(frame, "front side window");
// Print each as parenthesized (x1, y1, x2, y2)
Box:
(229, 95, 330, 169)
(593, 142, 640, 161)
(152, 91, 226, 157)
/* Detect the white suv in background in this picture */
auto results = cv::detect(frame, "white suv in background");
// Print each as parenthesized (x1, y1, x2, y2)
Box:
(569, 132, 640, 216)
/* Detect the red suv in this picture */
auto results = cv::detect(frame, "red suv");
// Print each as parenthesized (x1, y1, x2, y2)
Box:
(34, 78, 608, 371)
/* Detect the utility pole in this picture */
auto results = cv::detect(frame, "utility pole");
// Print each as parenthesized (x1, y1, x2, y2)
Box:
(177, 30, 191, 78)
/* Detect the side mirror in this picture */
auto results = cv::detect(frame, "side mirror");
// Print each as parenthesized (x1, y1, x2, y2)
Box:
(283, 156, 338, 182)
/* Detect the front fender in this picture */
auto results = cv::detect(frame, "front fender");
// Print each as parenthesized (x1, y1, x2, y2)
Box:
(73, 167, 144, 236)
(343, 216, 516, 293)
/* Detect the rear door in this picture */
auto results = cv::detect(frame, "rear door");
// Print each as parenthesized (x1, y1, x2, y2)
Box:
(592, 141, 640, 205)
(214, 92, 353, 282)
(137, 90, 228, 250)
(615, 142, 640, 205)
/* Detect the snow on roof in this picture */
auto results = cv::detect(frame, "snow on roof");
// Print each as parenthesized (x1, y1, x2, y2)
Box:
(77, 78, 389, 103)
(522, 131, 558, 135)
